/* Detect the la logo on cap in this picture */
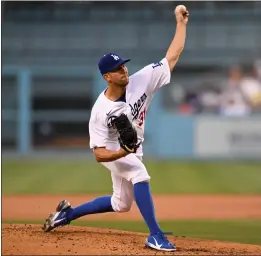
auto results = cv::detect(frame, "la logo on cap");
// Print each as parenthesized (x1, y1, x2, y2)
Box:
(111, 54, 119, 61)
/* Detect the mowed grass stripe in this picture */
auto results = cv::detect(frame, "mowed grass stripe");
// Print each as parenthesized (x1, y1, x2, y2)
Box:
(2, 159, 261, 195)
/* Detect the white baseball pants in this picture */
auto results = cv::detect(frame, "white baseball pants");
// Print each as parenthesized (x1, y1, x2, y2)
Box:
(101, 153, 150, 212)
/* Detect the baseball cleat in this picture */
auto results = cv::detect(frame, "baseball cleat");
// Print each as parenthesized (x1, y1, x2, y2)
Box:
(145, 232, 176, 252)
(43, 199, 72, 232)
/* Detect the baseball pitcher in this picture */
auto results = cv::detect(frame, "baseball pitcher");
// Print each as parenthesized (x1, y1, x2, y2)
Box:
(43, 5, 189, 252)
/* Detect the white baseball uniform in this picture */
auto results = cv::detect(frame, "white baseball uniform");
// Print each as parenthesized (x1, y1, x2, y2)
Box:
(89, 57, 171, 212)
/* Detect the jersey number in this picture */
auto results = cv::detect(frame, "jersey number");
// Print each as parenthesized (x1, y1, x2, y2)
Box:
(152, 62, 163, 69)
(138, 108, 146, 126)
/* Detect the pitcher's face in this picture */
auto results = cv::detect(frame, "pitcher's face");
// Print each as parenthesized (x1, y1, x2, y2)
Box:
(104, 64, 129, 87)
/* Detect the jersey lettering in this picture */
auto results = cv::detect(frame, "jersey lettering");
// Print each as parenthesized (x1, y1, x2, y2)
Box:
(138, 108, 147, 126)
(152, 62, 163, 69)
(129, 93, 147, 120)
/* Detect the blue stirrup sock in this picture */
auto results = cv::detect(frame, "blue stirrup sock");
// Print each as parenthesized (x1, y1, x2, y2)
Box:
(134, 181, 162, 235)
(67, 195, 114, 221)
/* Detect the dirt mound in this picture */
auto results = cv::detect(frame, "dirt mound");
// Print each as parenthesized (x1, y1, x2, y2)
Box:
(2, 224, 261, 255)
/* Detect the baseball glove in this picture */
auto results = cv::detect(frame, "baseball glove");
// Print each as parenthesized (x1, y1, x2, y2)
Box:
(111, 113, 140, 153)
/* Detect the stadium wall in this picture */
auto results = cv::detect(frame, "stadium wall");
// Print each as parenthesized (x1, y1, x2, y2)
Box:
(2, 67, 261, 160)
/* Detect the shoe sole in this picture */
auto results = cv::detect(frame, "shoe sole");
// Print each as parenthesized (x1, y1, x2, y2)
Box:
(43, 200, 71, 232)
(145, 240, 177, 252)
(43, 213, 56, 232)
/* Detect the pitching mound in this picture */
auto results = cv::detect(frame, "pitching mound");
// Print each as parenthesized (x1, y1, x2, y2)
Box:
(2, 224, 261, 255)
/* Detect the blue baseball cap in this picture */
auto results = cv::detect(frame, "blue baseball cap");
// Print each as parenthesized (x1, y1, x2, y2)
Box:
(98, 53, 130, 75)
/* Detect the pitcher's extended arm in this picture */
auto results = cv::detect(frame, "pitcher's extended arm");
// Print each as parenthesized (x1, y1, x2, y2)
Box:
(166, 5, 189, 72)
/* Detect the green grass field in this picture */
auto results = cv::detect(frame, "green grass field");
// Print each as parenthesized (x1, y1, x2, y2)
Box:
(2, 159, 261, 195)
(4, 219, 261, 245)
(3, 159, 261, 246)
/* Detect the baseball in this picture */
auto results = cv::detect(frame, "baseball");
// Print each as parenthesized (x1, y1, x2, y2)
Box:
(175, 5, 187, 14)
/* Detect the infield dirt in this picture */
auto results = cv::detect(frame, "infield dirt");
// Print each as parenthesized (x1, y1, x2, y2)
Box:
(2, 194, 261, 255)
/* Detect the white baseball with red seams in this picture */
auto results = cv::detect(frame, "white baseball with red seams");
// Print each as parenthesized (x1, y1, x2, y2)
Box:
(88, 58, 171, 212)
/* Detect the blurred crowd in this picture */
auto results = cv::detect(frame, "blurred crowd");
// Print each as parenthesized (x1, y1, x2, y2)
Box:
(176, 59, 261, 116)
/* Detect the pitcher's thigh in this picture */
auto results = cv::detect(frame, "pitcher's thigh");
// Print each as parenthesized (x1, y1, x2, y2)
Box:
(110, 172, 134, 212)
(101, 154, 150, 184)
(101, 155, 150, 212)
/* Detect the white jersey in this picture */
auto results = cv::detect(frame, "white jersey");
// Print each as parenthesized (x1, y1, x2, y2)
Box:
(89, 57, 171, 157)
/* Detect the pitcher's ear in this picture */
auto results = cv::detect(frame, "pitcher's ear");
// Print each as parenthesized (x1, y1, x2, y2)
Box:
(103, 73, 109, 81)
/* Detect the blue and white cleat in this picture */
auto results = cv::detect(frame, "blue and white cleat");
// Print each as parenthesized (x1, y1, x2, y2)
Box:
(43, 199, 72, 232)
(145, 232, 177, 252)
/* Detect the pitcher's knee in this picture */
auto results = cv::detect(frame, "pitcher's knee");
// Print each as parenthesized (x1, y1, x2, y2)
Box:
(117, 201, 132, 212)
(131, 169, 151, 185)
(111, 196, 133, 212)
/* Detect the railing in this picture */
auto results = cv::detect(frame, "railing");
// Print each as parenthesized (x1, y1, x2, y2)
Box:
(2, 67, 94, 153)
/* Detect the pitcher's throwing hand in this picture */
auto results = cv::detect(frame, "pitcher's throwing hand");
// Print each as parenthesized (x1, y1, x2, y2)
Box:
(175, 5, 189, 25)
